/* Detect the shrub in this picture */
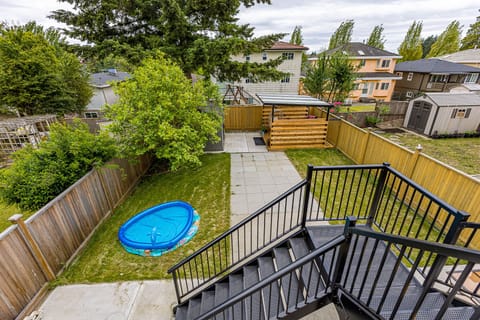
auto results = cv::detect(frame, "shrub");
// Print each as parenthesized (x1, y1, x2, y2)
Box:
(0, 120, 116, 211)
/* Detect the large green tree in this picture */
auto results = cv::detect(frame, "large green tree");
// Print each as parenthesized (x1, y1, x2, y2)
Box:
(0, 22, 92, 116)
(50, 0, 286, 82)
(290, 25, 303, 45)
(366, 24, 386, 49)
(328, 20, 354, 50)
(461, 17, 480, 50)
(421, 35, 438, 58)
(303, 52, 356, 103)
(427, 21, 461, 57)
(104, 53, 222, 171)
(398, 21, 423, 62)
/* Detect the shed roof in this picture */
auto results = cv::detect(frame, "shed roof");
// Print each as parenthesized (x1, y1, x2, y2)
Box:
(421, 92, 480, 107)
(256, 94, 332, 107)
(395, 59, 480, 74)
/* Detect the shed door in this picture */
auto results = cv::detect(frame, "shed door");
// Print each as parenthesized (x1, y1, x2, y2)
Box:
(407, 101, 432, 133)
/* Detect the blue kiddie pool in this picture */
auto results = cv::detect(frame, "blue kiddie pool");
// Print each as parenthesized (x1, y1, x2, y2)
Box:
(118, 200, 200, 257)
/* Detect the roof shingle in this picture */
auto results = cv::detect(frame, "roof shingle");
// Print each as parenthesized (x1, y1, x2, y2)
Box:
(395, 59, 480, 73)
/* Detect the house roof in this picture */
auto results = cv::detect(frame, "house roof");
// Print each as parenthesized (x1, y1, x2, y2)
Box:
(357, 72, 402, 80)
(420, 92, 480, 107)
(395, 59, 480, 74)
(267, 41, 309, 51)
(437, 49, 480, 64)
(256, 94, 332, 107)
(90, 71, 131, 88)
(321, 42, 401, 58)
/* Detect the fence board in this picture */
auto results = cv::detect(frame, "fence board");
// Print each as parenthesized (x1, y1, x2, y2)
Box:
(224, 106, 262, 131)
(0, 156, 150, 319)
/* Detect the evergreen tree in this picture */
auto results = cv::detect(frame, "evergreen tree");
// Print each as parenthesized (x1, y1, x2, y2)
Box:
(303, 53, 329, 99)
(398, 21, 423, 62)
(0, 22, 92, 116)
(427, 21, 461, 57)
(328, 20, 354, 50)
(366, 24, 386, 49)
(421, 35, 438, 58)
(50, 0, 286, 82)
(290, 25, 303, 45)
(327, 52, 357, 103)
(461, 16, 480, 50)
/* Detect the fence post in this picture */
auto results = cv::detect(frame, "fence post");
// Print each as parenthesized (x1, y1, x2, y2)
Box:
(366, 163, 390, 227)
(332, 216, 357, 300)
(406, 144, 423, 178)
(301, 164, 314, 229)
(9, 214, 55, 281)
(360, 130, 371, 164)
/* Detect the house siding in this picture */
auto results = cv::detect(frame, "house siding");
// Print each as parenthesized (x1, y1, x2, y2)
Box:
(231, 50, 303, 96)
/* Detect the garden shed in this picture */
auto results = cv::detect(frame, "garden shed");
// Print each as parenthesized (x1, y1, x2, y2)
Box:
(0, 115, 57, 155)
(256, 94, 332, 150)
(404, 92, 480, 136)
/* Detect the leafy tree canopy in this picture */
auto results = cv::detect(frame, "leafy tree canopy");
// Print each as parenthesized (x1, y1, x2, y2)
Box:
(304, 52, 357, 103)
(0, 22, 92, 116)
(104, 53, 223, 171)
(0, 121, 116, 210)
(290, 25, 303, 45)
(427, 21, 461, 57)
(461, 17, 480, 50)
(398, 21, 423, 62)
(328, 20, 354, 50)
(366, 24, 386, 49)
(421, 35, 438, 58)
(50, 0, 286, 82)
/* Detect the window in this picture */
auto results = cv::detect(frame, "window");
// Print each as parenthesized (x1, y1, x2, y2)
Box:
(359, 59, 366, 67)
(262, 52, 268, 61)
(381, 60, 390, 68)
(465, 73, 479, 84)
(280, 76, 290, 83)
(429, 74, 448, 83)
(381, 83, 389, 90)
(396, 72, 403, 77)
(282, 52, 294, 60)
(375, 83, 379, 90)
(245, 54, 250, 61)
(84, 112, 98, 118)
(451, 108, 472, 119)
(407, 72, 414, 81)
(406, 91, 414, 98)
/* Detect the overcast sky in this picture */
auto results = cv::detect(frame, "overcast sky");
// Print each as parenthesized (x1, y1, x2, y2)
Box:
(1, 0, 479, 53)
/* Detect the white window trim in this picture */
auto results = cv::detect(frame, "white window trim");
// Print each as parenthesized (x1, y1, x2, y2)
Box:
(407, 72, 414, 81)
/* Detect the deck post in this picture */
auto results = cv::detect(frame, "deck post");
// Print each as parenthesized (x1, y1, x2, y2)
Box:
(332, 216, 357, 300)
(301, 164, 314, 229)
(366, 163, 390, 227)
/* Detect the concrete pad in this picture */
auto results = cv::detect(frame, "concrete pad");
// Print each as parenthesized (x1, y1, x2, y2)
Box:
(301, 303, 340, 320)
(128, 281, 176, 320)
(40, 282, 141, 320)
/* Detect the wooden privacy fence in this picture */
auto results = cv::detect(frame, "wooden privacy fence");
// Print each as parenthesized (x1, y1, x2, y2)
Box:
(323, 110, 480, 230)
(224, 105, 262, 131)
(0, 156, 150, 320)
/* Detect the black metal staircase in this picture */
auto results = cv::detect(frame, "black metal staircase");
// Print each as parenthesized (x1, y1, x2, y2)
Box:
(169, 164, 480, 319)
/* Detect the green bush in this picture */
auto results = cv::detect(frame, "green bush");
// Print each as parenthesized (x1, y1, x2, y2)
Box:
(0, 121, 117, 211)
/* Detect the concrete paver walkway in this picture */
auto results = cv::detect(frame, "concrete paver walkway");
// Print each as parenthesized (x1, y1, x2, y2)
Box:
(36, 132, 337, 320)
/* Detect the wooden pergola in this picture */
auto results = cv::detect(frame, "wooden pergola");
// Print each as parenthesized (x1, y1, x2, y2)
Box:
(256, 94, 333, 150)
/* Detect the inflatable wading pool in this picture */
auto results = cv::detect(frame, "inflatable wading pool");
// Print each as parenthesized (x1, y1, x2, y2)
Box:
(118, 200, 199, 257)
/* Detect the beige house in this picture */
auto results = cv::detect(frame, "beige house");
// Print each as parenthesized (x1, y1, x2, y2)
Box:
(308, 42, 402, 103)
(231, 41, 308, 100)
(437, 49, 480, 68)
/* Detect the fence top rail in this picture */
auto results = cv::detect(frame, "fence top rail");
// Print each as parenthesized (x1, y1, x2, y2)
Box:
(195, 234, 346, 320)
(167, 179, 308, 273)
(385, 165, 464, 218)
(351, 227, 480, 263)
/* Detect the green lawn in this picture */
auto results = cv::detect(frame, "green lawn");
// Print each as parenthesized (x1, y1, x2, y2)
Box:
(377, 131, 480, 174)
(285, 148, 355, 178)
(0, 201, 30, 232)
(337, 104, 376, 113)
(54, 153, 230, 285)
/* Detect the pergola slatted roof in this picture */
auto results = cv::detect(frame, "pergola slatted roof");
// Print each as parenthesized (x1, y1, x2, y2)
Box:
(256, 94, 332, 107)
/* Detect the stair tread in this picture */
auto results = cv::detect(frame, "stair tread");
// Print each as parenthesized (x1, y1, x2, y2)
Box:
(175, 304, 188, 320)
(274, 247, 304, 307)
(186, 298, 202, 319)
(258, 255, 284, 317)
(373, 291, 445, 314)
(289, 237, 310, 258)
(200, 290, 215, 315)
(229, 273, 244, 318)
(382, 305, 475, 320)
(243, 264, 264, 319)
